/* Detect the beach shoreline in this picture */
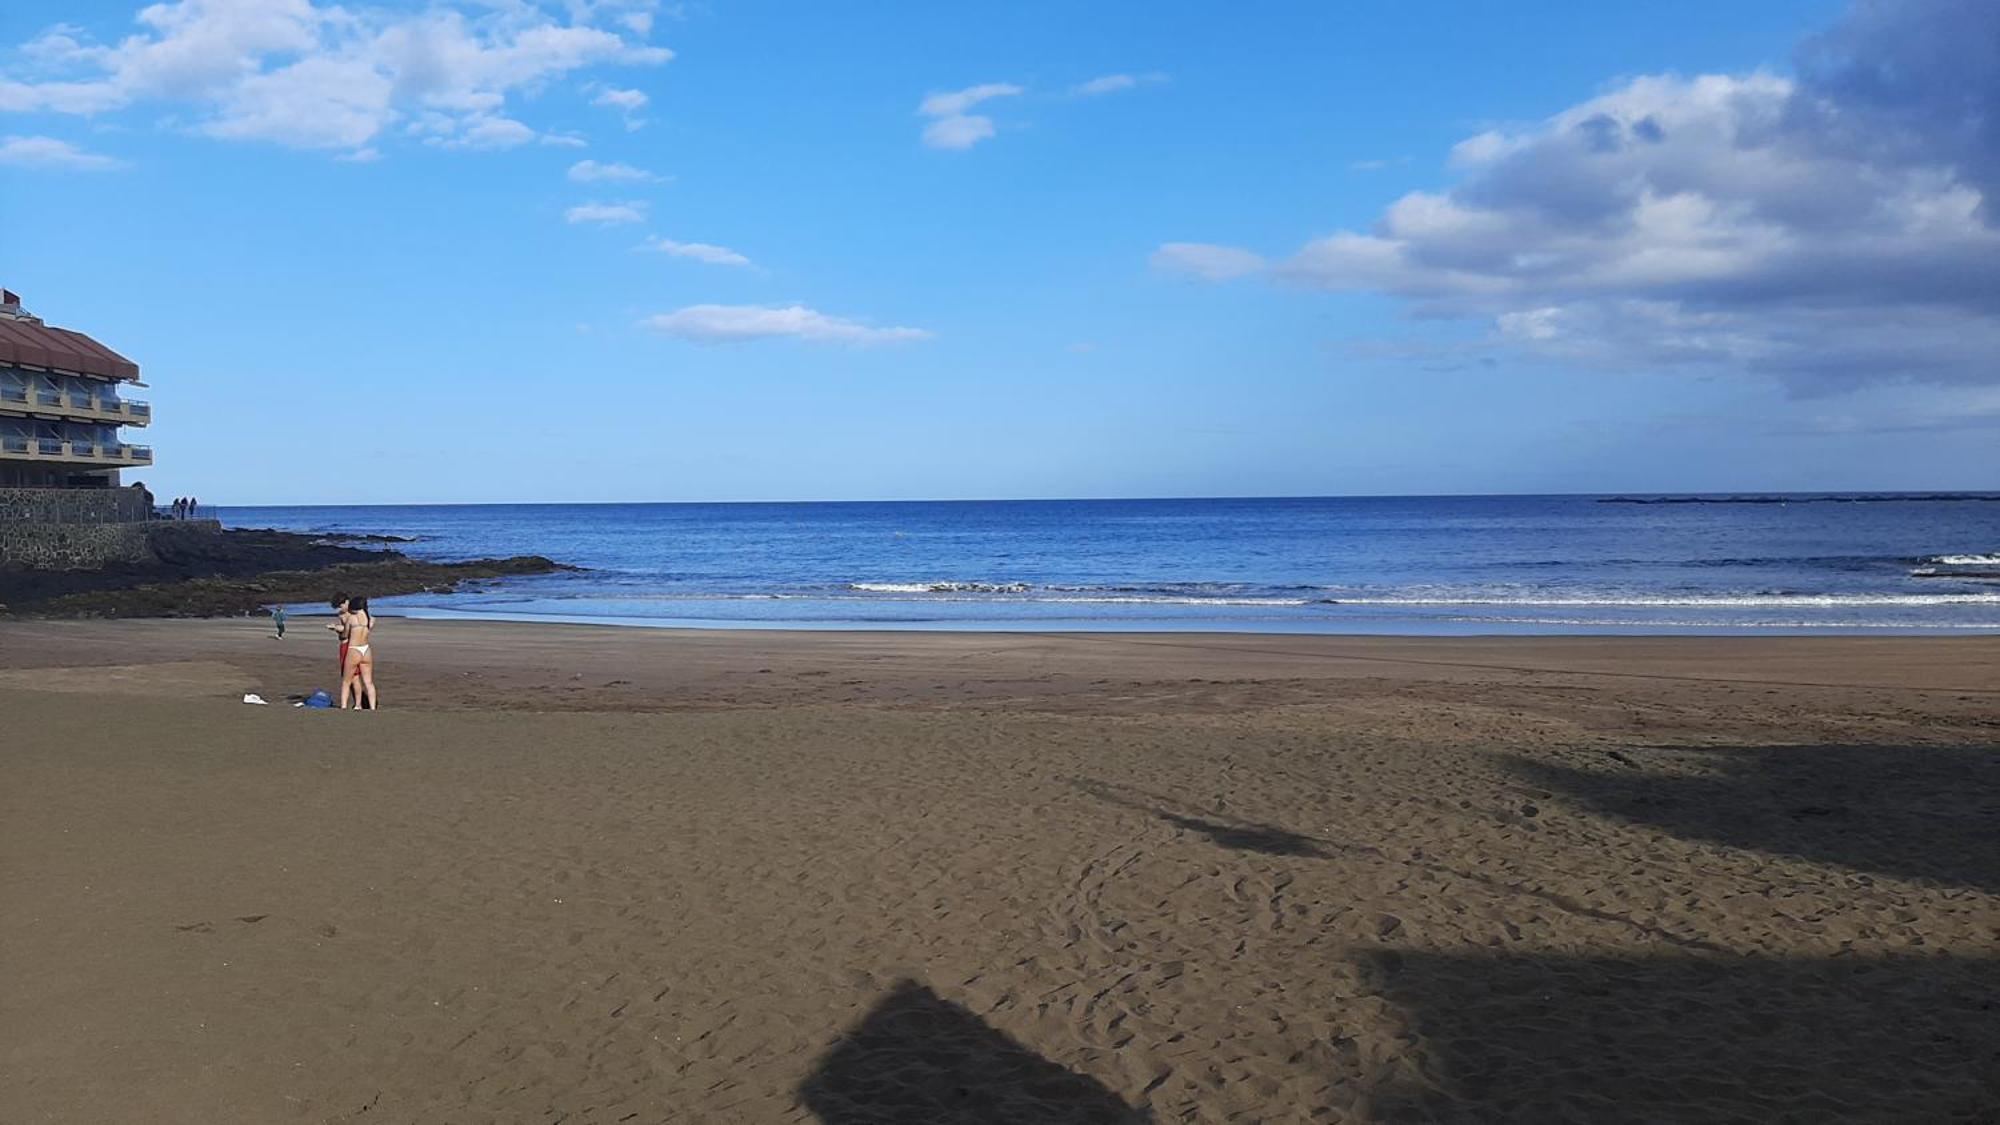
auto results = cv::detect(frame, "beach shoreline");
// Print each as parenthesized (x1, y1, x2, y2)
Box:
(6, 616, 2000, 716)
(5, 620, 1997, 1121)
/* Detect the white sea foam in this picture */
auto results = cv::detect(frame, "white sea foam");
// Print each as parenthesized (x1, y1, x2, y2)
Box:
(1034, 595, 1310, 606)
(851, 581, 1032, 594)
(848, 588, 1303, 605)
(834, 585, 2000, 610)
(1320, 593, 2000, 607)
(1447, 616, 2000, 630)
(1925, 553, 2000, 566)
(841, 581, 2000, 609)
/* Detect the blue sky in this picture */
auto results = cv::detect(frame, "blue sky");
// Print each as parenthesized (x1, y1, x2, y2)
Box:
(4, 0, 1996, 503)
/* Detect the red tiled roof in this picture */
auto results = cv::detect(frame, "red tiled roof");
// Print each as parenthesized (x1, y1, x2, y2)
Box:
(0, 317, 139, 380)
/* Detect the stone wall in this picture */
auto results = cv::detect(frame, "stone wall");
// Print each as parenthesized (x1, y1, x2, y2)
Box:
(0, 520, 153, 568)
(0, 487, 218, 569)
(0, 486, 150, 525)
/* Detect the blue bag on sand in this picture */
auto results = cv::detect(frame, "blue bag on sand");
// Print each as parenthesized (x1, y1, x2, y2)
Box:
(304, 690, 333, 709)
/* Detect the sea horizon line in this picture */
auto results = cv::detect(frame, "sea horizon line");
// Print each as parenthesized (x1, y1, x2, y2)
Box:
(209, 489, 2000, 510)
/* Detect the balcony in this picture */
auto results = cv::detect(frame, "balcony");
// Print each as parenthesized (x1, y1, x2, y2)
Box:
(0, 388, 152, 425)
(0, 436, 151, 466)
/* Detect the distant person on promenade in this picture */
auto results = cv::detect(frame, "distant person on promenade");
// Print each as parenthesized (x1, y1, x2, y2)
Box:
(272, 604, 287, 639)
(339, 596, 378, 710)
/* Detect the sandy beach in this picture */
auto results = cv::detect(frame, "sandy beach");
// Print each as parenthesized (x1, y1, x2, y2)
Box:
(3, 619, 1997, 1122)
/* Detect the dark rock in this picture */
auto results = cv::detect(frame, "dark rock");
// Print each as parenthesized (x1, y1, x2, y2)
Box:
(0, 527, 566, 618)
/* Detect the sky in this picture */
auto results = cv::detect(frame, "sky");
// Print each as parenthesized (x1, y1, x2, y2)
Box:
(2, 0, 1996, 503)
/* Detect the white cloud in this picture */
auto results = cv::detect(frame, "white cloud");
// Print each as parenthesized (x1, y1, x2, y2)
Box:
(0, 134, 124, 169)
(1074, 74, 1135, 97)
(566, 200, 647, 224)
(0, 1, 672, 158)
(1072, 72, 1165, 97)
(1150, 242, 1266, 281)
(917, 81, 1021, 150)
(1153, 0, 2000, 391)
(592, 87, 648, 112)
(591, 85, 647, 129)
(0, 76, 129, 114)
(568, 158, 659, 182)
(643, 304, 933, 344)
(18, 24, 99, 67)
(918, 83, 1022, 118)
(566, 0, 666, 39)
(1447, 129, 1527, 168)
(922, 114, 996, 151)
(446, 114, 536, 149)
(642, 236, 751, 266)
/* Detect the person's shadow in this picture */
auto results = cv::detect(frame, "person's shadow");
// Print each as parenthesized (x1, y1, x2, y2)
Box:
(1068, 778, 1336, 858)
(799, 980, 1146, 1124)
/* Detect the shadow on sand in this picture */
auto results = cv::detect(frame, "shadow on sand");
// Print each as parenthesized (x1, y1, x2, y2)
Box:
(1069, 779, 1336, 858)
(1505, 743, 2000, 893)
(1361, 949, 2000, 1123)
(799, 980, 1145, 1124)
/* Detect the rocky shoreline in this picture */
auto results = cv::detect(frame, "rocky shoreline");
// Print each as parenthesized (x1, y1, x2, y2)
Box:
(0, 526, 565, 618)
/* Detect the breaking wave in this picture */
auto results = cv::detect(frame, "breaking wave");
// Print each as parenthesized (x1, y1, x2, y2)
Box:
(841, 581, 2000, 609)
(850, 581, 1033, 594)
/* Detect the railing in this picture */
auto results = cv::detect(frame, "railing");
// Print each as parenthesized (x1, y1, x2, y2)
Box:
(3, 390, 152, 424)
(0, 435, 149, 463)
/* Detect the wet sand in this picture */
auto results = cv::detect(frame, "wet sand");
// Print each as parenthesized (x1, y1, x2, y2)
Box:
(3, 619, 1997, 1122)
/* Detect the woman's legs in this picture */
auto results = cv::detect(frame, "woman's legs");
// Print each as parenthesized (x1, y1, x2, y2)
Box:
(340, 652, 363, 708)
(358, 655, 377, 710)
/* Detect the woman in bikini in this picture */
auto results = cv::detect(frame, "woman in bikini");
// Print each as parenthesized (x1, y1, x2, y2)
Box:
(327, 594, 351, 680)
(339, 596, 379, 710)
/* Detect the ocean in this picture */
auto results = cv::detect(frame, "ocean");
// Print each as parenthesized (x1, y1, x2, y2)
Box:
(218, 495, 2000, 635)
